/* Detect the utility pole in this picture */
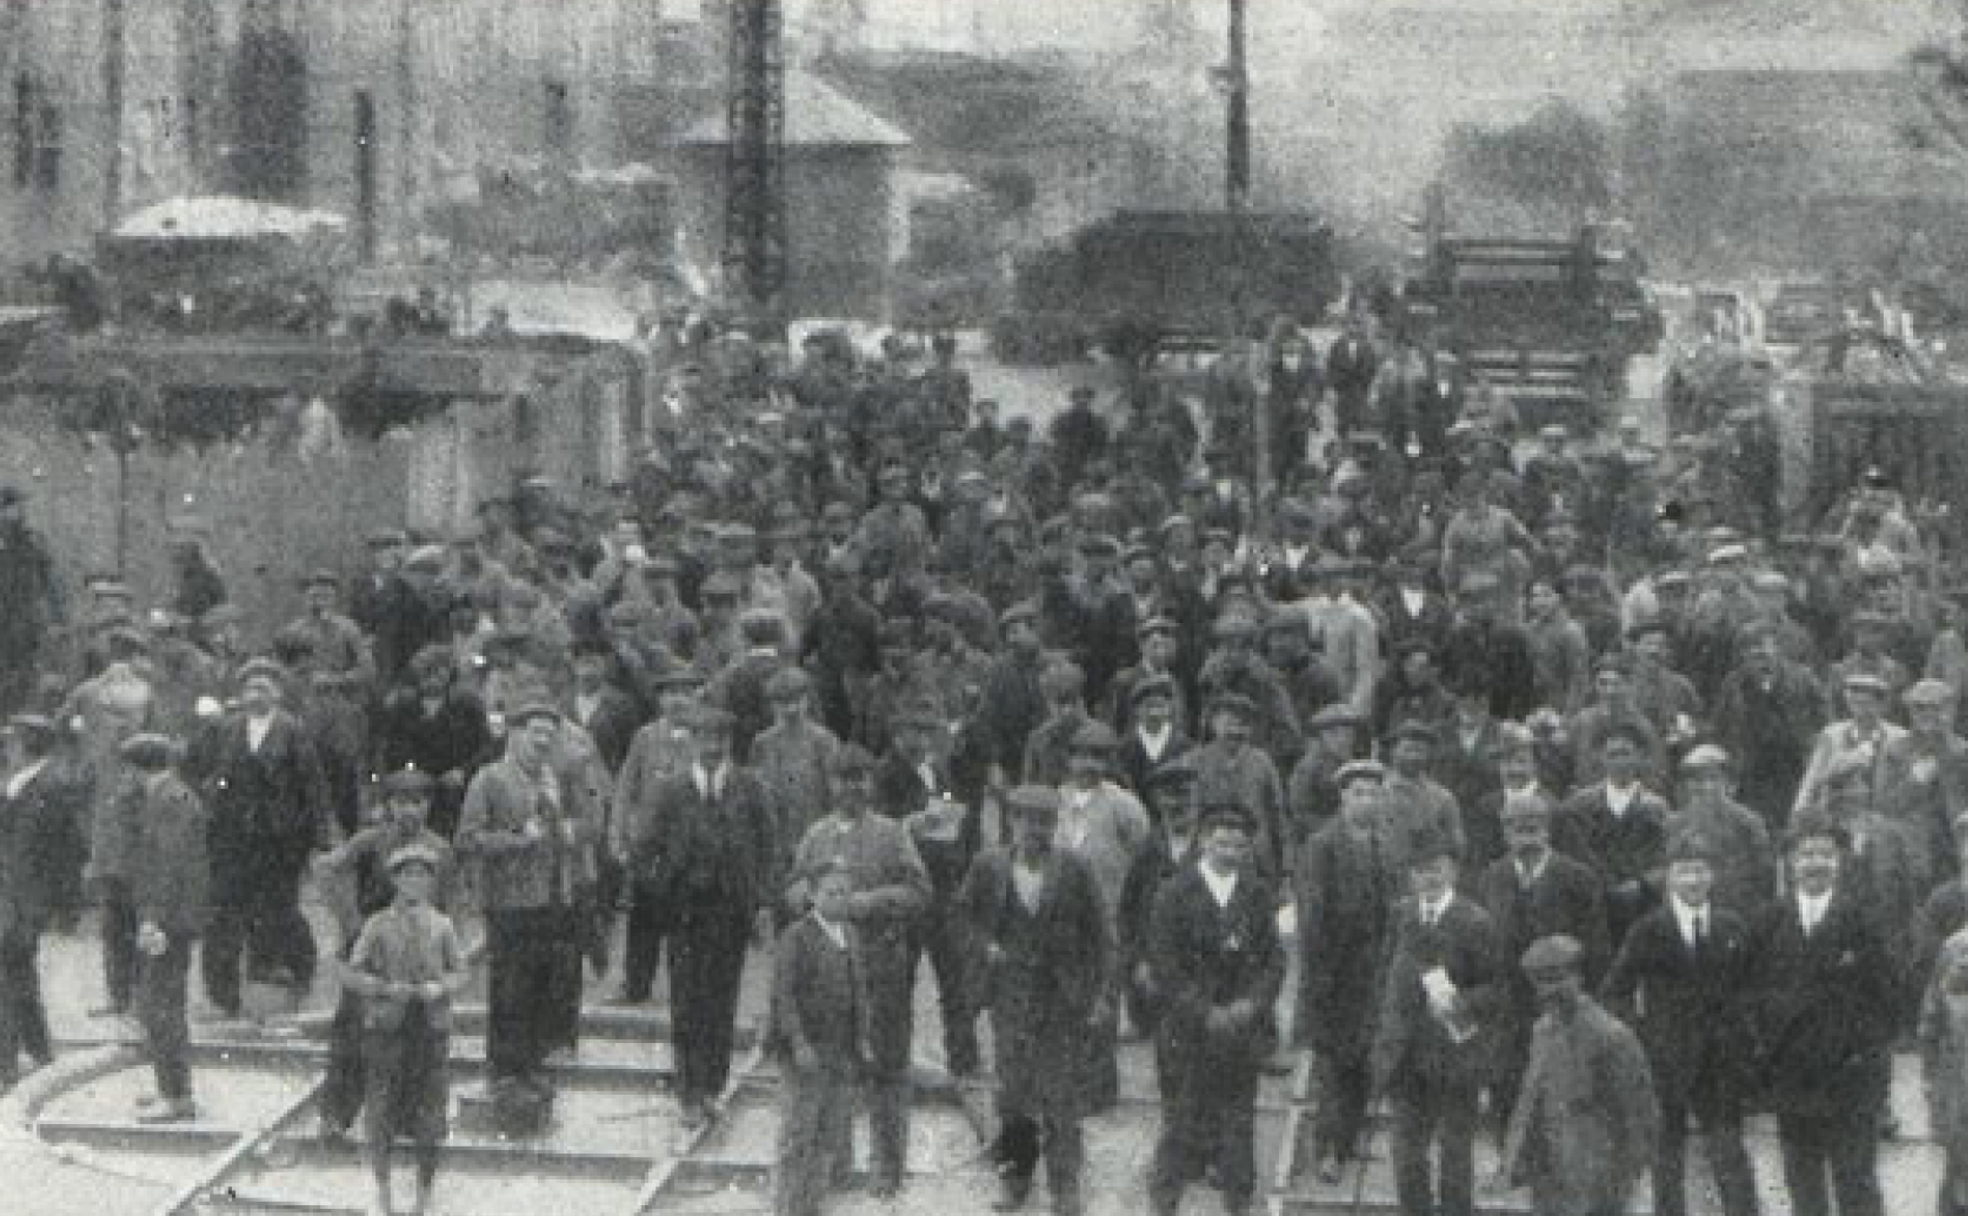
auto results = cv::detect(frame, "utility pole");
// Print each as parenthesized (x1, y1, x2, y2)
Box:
(723, 0, 787, 339)
(1225, 0, 1249, 213)
(103, 0, 126, 227)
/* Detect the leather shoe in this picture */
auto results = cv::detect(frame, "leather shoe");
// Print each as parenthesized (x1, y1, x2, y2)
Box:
(991, 1179, 1030, 1211)
(136, 1098, 198, 1124)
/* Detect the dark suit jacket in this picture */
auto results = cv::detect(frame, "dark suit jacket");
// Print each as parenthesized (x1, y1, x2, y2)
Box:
(573, 684, 644, 775)
(1479, 851, 1611, 1031)
(129, 772, 210, 938)
(628, 767, 775, 917)
(190, 709, 327, 876)
(0, 757, 90, 932)
(874, 748, 976, 895)
(1149, 863, 1286, 1069)
(769, 914, 868, 1074)
(1750, 890, 1898, 1119)
(1601, 902, 1757, 1103)
(1372, 894, 1505, 1089)
(1554, 786, 1669, 947)
(1117, 730, 1195, 805)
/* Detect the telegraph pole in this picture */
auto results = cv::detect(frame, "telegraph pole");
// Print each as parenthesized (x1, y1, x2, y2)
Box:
(723, 0, 787, 339)
(1225, 0, 1249, 213)
(103, 0, 126, 226)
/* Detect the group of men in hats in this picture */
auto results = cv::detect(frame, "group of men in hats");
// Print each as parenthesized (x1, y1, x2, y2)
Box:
(9, 313, 1968, 1216)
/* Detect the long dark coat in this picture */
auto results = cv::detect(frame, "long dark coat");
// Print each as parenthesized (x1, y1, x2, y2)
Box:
(1295, 819, 1396, 1058)
(960, 847, 1109, 1119)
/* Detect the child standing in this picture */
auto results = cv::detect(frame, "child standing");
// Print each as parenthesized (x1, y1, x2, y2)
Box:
(342, 843, 469, 1216)
(771, 864, 868, 1216)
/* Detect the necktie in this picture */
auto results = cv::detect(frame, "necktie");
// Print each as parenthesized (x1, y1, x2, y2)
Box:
(1692, 911, 1705, 952)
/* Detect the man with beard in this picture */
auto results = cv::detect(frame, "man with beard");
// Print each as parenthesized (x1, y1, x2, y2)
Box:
(783, 746, 931, 1199)
(962, 786, 1108, 1216)
(1145, 802, 1284, 1216)
(191, 658, 329, 1021)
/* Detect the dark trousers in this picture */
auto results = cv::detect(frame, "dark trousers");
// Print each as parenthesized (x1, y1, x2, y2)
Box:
(863, 945, 915, 1185)
(1943, 1155, 1968, 1216)
(1388, 1070, 1479, 1216)
(670, 907, 750, 1108)
(776, 1064, 857, 1216)
(101, 881, 139, 1011)
(1777, 1113, 1883, 1216)
(621, 881, 670, 1002)
(1313, 1049, 1372, 1162)
(486, 906, 583, 1084)
(908, 904, 977, 1076)
(320, 986, 367, 1133)
(1149, 1038, 1259, 1215)
(201, 868, 316, 1013)
(1657, 1088, 1760, 1216)
(362, 1003, 450, 1163)
(0, 931, 51, 1073)
(137, 932, 195, 1101)
(997, 1111, 1083, 1212)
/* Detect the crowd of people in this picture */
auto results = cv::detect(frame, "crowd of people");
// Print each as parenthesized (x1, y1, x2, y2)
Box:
(0, 307, 1964, 1216)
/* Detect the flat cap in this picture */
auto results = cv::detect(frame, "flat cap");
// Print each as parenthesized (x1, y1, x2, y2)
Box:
(1198, 802, 1256, 834)
(300, 568, 340, 589)
(6, 712, 55, 737)
(1208, 691, 1258, 721)
(1213, 613, 1260, 639)
(1406, 826, 1457, 865)
(1147, 754, 1197, 788)
(1310, 705, 1365, 731)
(1520, 934, 1584, 975)
(404, 545, 447, 572)
(237, 657, 289, 686)
(507, 702, 563, 728)
(117, 732, 177, 770)
(1390, 719, 1439, 745)
(687, 705, 735, 734)
(1907, 678, 1955, 707)
(1679, 743, 1731, 772)
(1079, 533, 1121, 559)
(700, 571, 744, 598)
(1137, 616, 1179, 640)
(1000, 601, 1039, 630)
(387, 842, 443, 874)
(1785, 815, 1850, 853)
(1841, 671, 1890, 694)
(1070, 721, 1120, 752)
(1006, 784, 1061, 818)
(1666, 832, 1715, 865)
(765, 667, 812, 701)
(381, 766, 435, 797)
(1335, 759, 1385, 788)
(1130, 674, 1177, 707)
(1707, 543, 1748, 565)
(1501, 791, 1552, 822)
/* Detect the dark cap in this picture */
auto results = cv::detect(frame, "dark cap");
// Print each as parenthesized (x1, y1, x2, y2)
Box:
(1129, 674, 1177, 707)
(1006, 785, 1061, 820)
(1208, 692, 1257, 722)
(1666, 832, 1714, 865)
(507, 702, 563, 729)
(765, 667, 812, 701)
(1198, 801, 1256, 835)
(1390, 719, 1438, 746)
(382, 766, 435, 798)
(117, 732, 177, 770)
(1520, 934, 1584, 976)
(830, 743, 877, 778)
(387, 842, 443, 875)
(1070, 721, 1119, 753)
(1335, 758, 1385, 789)
(1406, 826, 1457, 866)
(237, 657, 289, 687)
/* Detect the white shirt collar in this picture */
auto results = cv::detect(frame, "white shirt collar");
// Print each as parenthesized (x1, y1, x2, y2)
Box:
(1798, 889, 1832, 930)
(694, 762, 728, 799)
(1419, 891, 1453, 924)
(1199, 862, 1238, 908)
(5, 758, 47, 800)
(812, 912, 847, 949)
(1671, 896, 1707, 945)
(1605, 781, 1638, 816)
(1138, 721, 1172, 758)
(1400, 587, 1425, 615)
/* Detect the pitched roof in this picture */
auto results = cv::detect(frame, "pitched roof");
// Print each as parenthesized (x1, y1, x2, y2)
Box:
(675, 70, 911, 148)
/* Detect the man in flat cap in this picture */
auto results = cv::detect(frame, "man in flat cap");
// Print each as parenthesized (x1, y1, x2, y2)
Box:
(1674, 745, 1779, 922)
(1197, 611, 1302, 764)
(1190, 693, 1287, 882)
(1370, 827, 1502, 1216)
(608, 671, 707, 1006)
(1047, 385, 1109, 491)
(705, 607, 787, 766)
(1881, 678, 1968, 882)
(1381, 719, 1467, 873)
(1295, 760, 1399, 1176)
(620, 705, 776, 1131)
(783, 745, 932, 1198)
(282, 569, 377, 836)
(1144, 801, 1284, 1216)
(1498, 934, 1656, 1216)
(962, 785, 1108, 1215)
(1020, 659, 1093, 791)
(1793, 669, 1908, 824)
(1061, 532, 1137, 705)
(313, 765, 457, 1148)
(190, 657, 330, 1022)
(1603, 834, 1762, 1216)
(120, 732, 209, 1123)
(1116, 674, 1195, 807)
(1568, 654, 1669, 789)
(458, 702, 605, 1098)
(1712, 623, 1831, 831)
(751, 667, 841, 881)
(1558, 720, 1668, 948)
(1055, 720, 1151, 1109)
(1751, 818, 1894, 1216)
